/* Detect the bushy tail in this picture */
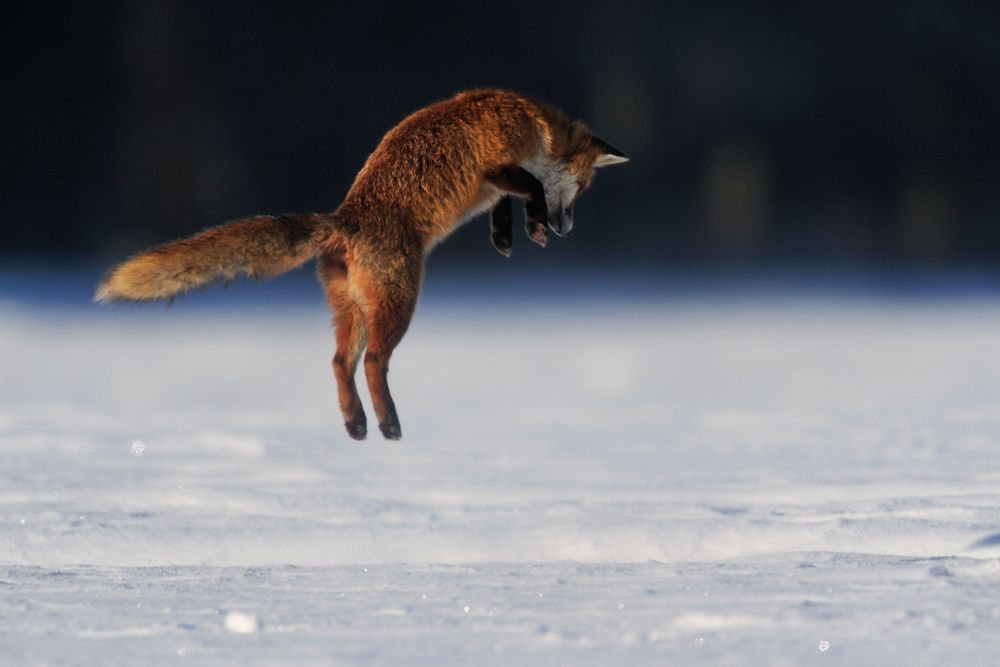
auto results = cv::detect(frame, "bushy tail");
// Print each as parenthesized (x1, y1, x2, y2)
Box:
(95, 213, 337, 303)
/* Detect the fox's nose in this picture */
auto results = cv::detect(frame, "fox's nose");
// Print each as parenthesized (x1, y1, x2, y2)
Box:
(553, 219, 573, 237)
(562, 208, 573, 236)
(547, 206, 573, 237)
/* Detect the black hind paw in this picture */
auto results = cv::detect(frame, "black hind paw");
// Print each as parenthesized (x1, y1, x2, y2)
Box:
(344, 416, 367, 441)
(378, 420, 402, 440)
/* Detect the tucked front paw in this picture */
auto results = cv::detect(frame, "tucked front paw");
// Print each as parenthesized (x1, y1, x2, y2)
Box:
(526, 222, 548, 247)
(491, 234, 513, 257)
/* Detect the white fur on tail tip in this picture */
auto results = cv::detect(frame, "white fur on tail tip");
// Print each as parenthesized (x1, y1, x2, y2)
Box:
(93, 282, 115, 303)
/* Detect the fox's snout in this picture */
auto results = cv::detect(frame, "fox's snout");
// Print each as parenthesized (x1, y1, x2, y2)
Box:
(548, 205, 573, 237)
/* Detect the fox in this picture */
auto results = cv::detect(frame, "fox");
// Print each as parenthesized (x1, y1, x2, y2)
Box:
(95, 89, 628, 440)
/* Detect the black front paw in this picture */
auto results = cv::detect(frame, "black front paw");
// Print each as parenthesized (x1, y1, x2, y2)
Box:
(491, 232, 513, 257)
(524, 198, 548, 247)
(526, 220, 548, 247)
(490, 196, 514, 257)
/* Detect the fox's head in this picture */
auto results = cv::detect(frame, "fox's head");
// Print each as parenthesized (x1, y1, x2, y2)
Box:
(528, 122, 629, 237)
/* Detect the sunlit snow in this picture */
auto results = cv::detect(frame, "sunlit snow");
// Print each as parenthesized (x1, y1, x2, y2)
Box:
(2, 288, 1000, 665)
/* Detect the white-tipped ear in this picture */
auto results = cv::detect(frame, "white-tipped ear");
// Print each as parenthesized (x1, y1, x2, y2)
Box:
(594, 152, 629, 167)
(590, 134, 629, 167)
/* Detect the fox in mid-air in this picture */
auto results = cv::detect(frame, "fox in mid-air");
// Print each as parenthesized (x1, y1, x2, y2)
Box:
(95, 89, 628, 440)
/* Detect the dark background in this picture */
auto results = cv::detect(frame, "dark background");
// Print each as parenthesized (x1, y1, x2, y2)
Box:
(4, 1, 1000, 271)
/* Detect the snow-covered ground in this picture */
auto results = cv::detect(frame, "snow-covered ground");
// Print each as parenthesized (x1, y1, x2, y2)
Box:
(3, 278, 1000, 665)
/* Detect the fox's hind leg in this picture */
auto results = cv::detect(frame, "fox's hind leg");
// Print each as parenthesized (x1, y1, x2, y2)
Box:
(319, 251, 369, 440)
(333, 301, 369, 440)
(356, 261, 422, 440)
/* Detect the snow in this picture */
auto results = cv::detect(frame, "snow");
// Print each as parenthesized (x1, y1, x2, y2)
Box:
(223, 610, 259, 635)
(2, 283, 1000, 665)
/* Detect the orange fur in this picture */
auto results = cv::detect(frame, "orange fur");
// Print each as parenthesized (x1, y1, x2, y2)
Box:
(95, 213, 337, 302)
(95, 89, 625, 439)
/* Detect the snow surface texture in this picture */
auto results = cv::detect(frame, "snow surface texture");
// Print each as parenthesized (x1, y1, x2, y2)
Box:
(3, 289, 1000, 665)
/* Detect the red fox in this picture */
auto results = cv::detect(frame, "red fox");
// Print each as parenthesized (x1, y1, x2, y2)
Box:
(95, 89, 627, 440)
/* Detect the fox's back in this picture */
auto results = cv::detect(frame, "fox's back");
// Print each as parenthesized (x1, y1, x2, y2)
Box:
(336, 90, 560, 245)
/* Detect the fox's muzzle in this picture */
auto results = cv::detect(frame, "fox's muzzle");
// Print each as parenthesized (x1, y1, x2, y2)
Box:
(548, 205, 574, 237)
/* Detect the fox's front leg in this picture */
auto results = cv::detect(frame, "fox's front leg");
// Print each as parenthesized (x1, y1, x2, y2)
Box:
(485, 166, 548, 248)
(490, 196, 514, 257)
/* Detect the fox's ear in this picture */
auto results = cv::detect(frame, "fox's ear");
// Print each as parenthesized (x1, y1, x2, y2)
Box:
(591, 135, 629, 167)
